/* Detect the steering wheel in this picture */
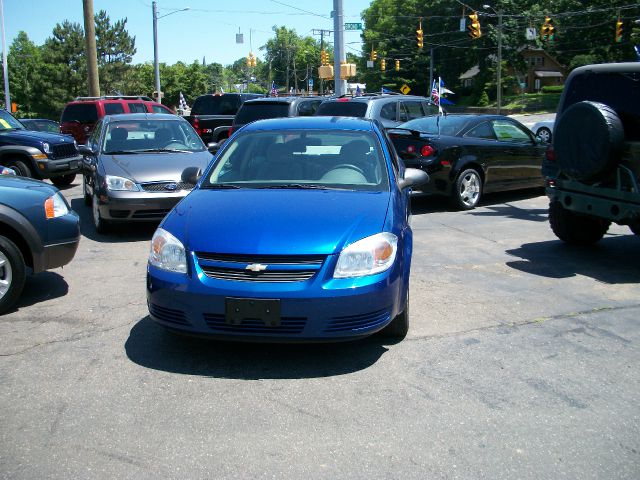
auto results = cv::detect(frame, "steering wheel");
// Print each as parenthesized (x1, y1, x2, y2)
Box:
(330, 164, 365, 176)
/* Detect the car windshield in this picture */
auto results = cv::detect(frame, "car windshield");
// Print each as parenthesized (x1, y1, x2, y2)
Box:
(203, 129, 389, 192)
(399, 115, 471, 135)
(234, 103, 290, 125)
(0, 110, 26, 131)
(315, 101, 368, 117)
(102, 119, 206, 154)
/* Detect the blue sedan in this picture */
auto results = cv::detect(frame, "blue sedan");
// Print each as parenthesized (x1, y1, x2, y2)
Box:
(146, 117, 428, 341)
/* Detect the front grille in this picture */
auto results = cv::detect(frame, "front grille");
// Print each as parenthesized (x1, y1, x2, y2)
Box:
(195, 253, 326, 283)
(131, 209, 171, 219)
(149, 303, 190, 326)
(141, 181, 195, 192)
(50, 143, 78, 160)
(203, 313, 306, 334)
(324, 308, 391, 333)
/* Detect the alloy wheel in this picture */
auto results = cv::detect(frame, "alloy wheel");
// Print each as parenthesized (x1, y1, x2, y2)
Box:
(0, 250, 12, 301)
(459, 171, 481, 208)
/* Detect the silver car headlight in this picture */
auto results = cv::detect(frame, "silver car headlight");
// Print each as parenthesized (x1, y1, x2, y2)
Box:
(149, 228, 187, 273)
(334, 232, 398, 278)
(106, 175, 140, 192)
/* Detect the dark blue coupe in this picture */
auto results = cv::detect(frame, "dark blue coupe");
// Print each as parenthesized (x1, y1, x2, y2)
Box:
(146, 117, 428, 341)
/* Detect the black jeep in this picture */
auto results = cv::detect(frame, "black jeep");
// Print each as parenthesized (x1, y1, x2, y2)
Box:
(542, 62, 640, 244)
(0, 109, 82, 187)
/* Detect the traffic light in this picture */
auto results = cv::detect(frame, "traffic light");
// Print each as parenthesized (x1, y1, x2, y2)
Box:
(321, 50, 329, 65)
(468, 12, 481, 39)
(541, 16, 555, 42)
(381, 59, 386, 71)
(416, 20, 424, 49)
(246, 52, 256, 67)
(395, 59, 400, 71)
(370, 48, 377, 62)
(615, 18, 623, 43)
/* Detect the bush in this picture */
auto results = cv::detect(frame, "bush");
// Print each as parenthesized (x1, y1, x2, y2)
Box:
(477, 89, 489, 107)
(541, 85, 564, 94)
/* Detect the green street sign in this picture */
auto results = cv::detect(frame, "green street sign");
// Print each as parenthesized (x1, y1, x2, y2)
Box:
(344, 23, 363, 31)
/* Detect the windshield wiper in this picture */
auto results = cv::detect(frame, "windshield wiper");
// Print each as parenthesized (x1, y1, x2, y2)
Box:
(105, 150, 135, 155)
(201, 184, 242, 189)
(260, 184, 345, 190)
(136, 148, 192, 153)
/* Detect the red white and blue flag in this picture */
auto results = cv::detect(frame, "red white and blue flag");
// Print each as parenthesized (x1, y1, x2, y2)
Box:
(270, 81, 278, 97)
(431, 79, 440, 106)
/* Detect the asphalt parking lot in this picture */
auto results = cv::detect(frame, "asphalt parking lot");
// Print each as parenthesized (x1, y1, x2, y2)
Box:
(1, 182, 639, 479)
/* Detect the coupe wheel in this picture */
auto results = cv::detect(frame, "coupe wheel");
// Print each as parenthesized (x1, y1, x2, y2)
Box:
(536, 127, 552, 143)
(383, 288, 409, 339)
(0, 235, 26, 315)
(51, 174, 76, 188)
(92, 193, 109, 234)
(83, 175, 92, 206)
(451, 168, 482, 210)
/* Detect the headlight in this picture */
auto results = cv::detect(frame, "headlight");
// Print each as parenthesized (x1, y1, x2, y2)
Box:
(334, 232, 398, 278)
(106, 175, 140, 191)
(149, 228, 187, 273)
(42, 142, 51, 154)
(44, 192, 69, 219)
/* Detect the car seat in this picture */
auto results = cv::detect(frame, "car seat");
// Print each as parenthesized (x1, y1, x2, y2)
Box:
(106, 127, 129, 152)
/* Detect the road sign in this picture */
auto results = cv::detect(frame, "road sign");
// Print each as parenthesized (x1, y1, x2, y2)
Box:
(344, 23, 363, 31)
(400, 84, 411, 95)
(308, 78, 313, 87)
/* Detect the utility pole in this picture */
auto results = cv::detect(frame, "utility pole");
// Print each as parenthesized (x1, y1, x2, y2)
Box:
(83, 0, 100, 97)
(429, 48, 434, 96)
(152, 1, 160, 102)
(0, 0, 9, 110)
(332, 0, 346, 96)
(496, 9, 503, 114)
(312, 29, 332, 95)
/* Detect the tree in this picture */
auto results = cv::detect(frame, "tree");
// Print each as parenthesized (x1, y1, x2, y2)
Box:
(5, 32, 43, 117)
(94, 10, 136, 95)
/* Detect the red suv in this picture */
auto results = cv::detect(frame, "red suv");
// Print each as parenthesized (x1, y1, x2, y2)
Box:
(60, 96, 174, 144)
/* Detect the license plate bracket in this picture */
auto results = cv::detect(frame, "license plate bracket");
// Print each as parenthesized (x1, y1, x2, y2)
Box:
(225, 298, 281, 327)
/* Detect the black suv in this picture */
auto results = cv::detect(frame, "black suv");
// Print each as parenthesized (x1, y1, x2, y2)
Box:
(543, 62, 640, 244)
(315, 94, 439, 129)
(184, 93, 263, 144)
(231, 96, 324, 134)
(0, 109, 82, 187)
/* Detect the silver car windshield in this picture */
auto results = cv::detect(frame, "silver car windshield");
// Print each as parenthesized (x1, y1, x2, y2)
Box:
(103, 120, 205, 154)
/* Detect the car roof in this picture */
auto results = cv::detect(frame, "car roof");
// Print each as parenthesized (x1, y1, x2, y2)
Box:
(241, 116, 376, 132)
(323, 94, 431, 103)
(242, 96, 321, 105)
(101, 113, 180, 122)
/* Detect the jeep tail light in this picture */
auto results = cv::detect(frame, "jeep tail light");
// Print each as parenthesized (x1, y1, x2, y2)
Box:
(545, 145, 555, 162)
(420, 145, 435, 157)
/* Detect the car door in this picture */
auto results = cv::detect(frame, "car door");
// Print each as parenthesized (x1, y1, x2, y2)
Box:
(462, 120, 510, 191)
(378, 100, 399, 128)
(489, 119, 544, 188)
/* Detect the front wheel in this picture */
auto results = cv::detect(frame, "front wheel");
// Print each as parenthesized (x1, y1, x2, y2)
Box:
(451, 168, 482, 210)
(0, 235, 27, 315)
(383, 289, 409, 339)
(7, 159, 33, 179)
(549, 201, 610, 245)
(82, 175, 92, 206)
(92, 193, 110, 234)
(51, 173, 76, 188)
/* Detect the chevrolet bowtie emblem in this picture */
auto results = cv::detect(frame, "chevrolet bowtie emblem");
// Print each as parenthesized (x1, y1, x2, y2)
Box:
(246, 263, 268, 272)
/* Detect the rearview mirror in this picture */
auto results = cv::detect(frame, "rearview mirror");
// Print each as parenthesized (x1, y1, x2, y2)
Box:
(181, 166, 202, 185)
(398, 168, 429, 190)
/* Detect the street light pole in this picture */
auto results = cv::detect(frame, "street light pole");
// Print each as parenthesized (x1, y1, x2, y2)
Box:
(0, 0, 10, 111)
(483, 5, 503, 114)
(152, 2, 189, 104)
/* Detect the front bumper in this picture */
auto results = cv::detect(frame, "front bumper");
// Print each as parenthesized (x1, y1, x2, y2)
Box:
(97, 190, 190, 222)
(36, 155, 83, 178)
(33, 211, 81, 273)
(146, 252, 407, 342)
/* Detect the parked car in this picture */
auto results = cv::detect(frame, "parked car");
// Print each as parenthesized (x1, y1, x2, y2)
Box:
(146, 116, 428, 342)
(19, 118, 61, 134)
(531, 119, 555, 143)
(543, 62, 640, 244)
(231, 96, 324, 134)
(315, 93, 439, 129)
(0, 175, 80, 314)
(0, 108, 82, 187)
(79, 113, 215, 234)
(184, 93, 263, 144)
(388, 114, 546, 209)
(60, 95, 174, 144)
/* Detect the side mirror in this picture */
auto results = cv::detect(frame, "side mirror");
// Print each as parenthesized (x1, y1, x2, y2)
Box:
(77, 144, 95, 156)
(181, 166, 202, 185)
(208, 140, 224, 154)
(398, 168, 429, 190)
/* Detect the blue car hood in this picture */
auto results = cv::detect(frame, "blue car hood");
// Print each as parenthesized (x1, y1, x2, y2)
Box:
(167, 189, 391, 256)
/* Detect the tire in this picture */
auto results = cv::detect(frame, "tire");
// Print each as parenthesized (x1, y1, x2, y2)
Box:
(451, 168, 482, 210)
(548, 201, 610, 245)
(536, 127, 552, 143)
(92, 193, 110, 234)
(51, 173, 76, 188)
(6, 159, 33, 179)
(82, 175, 91, 206)
(383, 288, 409, 339)
(554, 101, 625, 182)
(0, 235, 27, 315)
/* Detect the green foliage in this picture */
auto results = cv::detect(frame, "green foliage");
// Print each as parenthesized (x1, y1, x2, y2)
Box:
(477, 90, 490, 107)
(541, 85, 564, 93)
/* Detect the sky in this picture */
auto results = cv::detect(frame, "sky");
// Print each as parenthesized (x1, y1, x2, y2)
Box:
(3, 0, 372, 66)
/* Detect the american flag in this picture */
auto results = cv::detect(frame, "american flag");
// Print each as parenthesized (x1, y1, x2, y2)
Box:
(270, 81, 278, 97)
(430, 79, 440, 106)
(179, 92, 189, 111)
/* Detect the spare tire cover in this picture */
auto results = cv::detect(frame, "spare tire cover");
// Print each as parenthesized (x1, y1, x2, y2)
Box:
(554, 101, 625, 182)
